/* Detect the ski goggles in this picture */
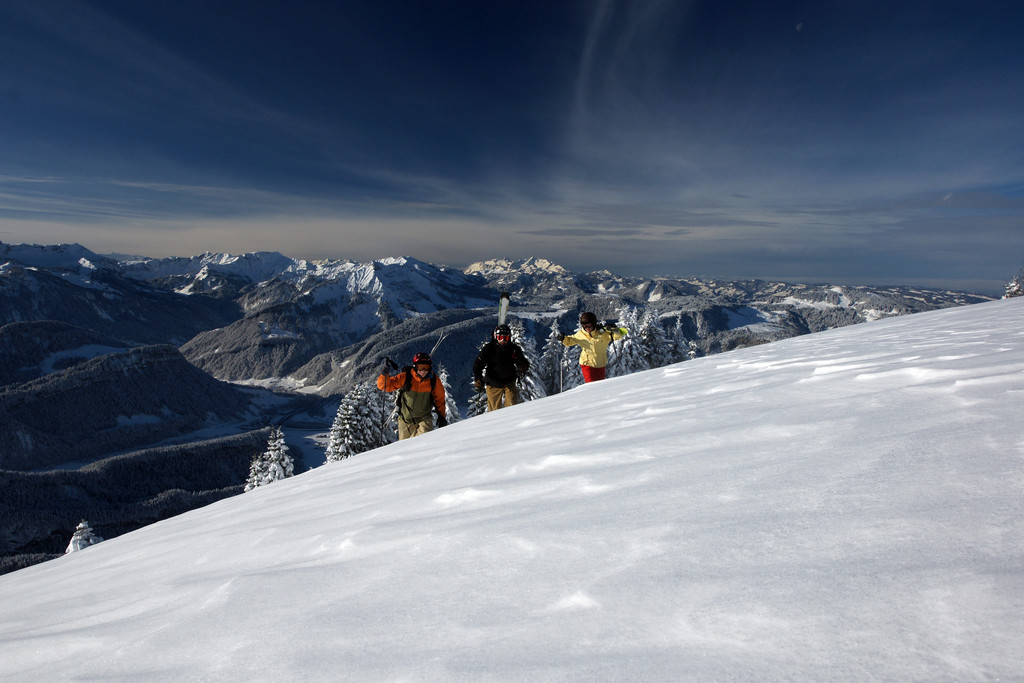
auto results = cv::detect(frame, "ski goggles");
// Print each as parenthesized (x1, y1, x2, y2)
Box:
(495, 334, 511, 341)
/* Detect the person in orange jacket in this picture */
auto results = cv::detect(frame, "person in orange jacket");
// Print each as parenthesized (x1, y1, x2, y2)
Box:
(377, 352, 447, 440)
(560, 311, 628, 383)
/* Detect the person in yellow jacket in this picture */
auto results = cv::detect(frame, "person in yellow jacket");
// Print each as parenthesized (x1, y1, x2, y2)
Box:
(377, 352, 447, 439)
(561, 311, 628, 383)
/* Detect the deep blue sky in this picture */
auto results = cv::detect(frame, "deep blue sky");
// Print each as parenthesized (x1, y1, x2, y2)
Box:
(2, 1, 1022, 293)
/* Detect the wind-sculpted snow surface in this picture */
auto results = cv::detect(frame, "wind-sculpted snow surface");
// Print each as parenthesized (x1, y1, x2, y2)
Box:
(0, 299, 1022, 680)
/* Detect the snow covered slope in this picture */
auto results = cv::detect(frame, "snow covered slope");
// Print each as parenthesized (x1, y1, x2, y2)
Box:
(1, 298, 1022, 680)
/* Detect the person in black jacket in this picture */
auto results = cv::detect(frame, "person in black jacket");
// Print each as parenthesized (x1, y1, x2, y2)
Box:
(473, 324, 529, 412)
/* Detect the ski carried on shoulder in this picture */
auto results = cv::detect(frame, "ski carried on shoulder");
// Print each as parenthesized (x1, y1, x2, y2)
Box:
(430, 326, 448, 355)
(497, 291, 511, 325)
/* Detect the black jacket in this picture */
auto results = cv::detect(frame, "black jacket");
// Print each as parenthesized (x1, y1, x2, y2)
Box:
(473, 340, 529, 388)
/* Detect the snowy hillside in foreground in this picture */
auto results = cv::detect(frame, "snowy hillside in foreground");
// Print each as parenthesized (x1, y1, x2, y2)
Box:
(2, 299, 1022, 681)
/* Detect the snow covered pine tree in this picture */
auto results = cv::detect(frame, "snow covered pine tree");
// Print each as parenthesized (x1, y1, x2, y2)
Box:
(435, 365, 462, 425)
(325, 383, 378, 462)
(244, 427, 295, 491)
(508, 318, 546, 402)
(1005, 267, 1024, 298)
(539, 320, 567, 395)
(65, 520, 103, 554)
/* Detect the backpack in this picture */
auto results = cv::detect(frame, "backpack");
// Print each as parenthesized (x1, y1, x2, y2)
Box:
(396, 366, 438, 418)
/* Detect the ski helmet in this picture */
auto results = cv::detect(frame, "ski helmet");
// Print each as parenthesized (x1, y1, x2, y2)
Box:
(494, 324, 511, 340)
(579, 312, 598, 327)
(412, 352, 432, 366)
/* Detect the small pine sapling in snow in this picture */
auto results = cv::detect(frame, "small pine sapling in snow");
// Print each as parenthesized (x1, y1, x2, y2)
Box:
(244, 427, 294, 491)
(65, 520, 103, 554)
(1005, 267, 1024, 299)
(436, 365, 461, 424)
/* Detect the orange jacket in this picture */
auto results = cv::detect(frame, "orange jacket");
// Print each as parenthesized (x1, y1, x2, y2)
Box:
(377, 369, 446, 422)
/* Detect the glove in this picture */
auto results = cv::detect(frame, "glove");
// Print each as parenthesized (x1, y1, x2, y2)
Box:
(557, 333, 565, 342)
(436, 414, 447, 428)
(473, 378, 484, 392)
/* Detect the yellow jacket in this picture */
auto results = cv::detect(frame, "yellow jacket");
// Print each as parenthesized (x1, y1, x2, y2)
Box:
(562, 326, 627, 368)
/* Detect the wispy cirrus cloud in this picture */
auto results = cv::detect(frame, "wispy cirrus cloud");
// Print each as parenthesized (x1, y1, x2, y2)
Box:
(0, 1, 1021, 293)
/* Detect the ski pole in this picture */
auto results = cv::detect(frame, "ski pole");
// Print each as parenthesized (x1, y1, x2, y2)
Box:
(378, 357, 399, 445)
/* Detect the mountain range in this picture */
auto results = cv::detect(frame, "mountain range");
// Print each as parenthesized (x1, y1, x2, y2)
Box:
(0, 241, 995, 573)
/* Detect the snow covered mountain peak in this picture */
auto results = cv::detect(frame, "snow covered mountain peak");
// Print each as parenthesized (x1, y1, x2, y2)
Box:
(118, 249, 301, 285)
(0, 241, 116, 272)
(465, 257, 571, 277)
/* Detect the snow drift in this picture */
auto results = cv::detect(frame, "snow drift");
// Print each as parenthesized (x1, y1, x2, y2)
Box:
(1, 298, 1022, 681)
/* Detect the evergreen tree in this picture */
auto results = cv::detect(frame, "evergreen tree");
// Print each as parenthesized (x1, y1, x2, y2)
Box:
(466, 389, 489, 418)
(609, 308, 646, 377)
(665, 316, 682, 363)
(466, 339, 491, 417)
(65, 519, 103, 554)
(324, 400, 348, 463)
(436, 364, 461, 424)
(560, 344, 584, 391)
(366, 378, 398, 448)
(508, 317, 547, 403)
(244, 426, 294, 491)
(539, 319, 567, 395)
(1005, 267, 1024, 299)
(325, 383, 375, 462)
(637, 308, 673, 369)
(667, 317, 696, 363)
